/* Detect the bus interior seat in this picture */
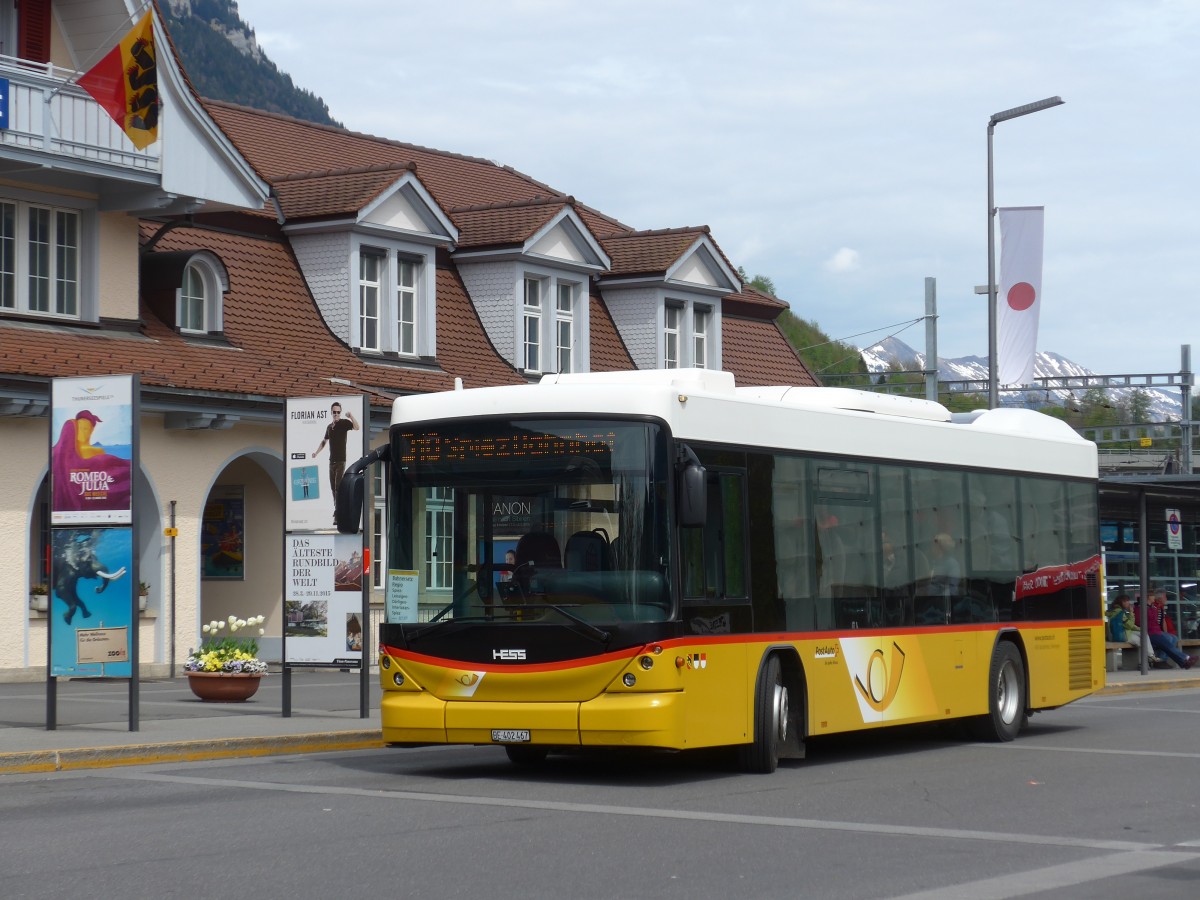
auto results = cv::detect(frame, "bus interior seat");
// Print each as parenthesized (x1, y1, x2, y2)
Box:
(565, 530, 610, 571)
(515, 532, 562, 571)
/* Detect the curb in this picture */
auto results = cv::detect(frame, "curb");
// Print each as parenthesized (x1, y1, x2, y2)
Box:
(0, 730, 384, 775)
(1098, 679, 1197, 696)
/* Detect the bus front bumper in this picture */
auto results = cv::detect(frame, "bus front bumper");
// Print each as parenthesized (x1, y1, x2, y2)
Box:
(380, 690, 685, 749)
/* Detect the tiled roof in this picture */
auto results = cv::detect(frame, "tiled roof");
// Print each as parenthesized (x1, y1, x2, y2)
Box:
(273, 163, 416, 221)
(600, 227, 710, 277)
(204, 102, 629, 236)
(722, 284, 789, 319)
(720, 317, 820, 388)
(587, 292, 636, 372)
(432, 266, 526, 389)
(450, 197, 570, 249)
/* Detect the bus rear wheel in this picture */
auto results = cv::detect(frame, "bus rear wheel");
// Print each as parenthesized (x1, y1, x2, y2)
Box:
(738, 655, 787, 774)
(504, 744, 549, 767)
(971, 641, 1026, 742)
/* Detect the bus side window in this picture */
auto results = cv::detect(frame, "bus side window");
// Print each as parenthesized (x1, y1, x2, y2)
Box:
(681, 470, 747, 603)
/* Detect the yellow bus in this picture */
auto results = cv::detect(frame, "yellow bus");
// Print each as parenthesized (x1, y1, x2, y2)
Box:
(337, 369, 1103, 772)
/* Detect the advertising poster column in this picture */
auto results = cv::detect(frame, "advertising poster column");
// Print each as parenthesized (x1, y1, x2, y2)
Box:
(47, 374, 139, 730)
(282, 395, 368, 716)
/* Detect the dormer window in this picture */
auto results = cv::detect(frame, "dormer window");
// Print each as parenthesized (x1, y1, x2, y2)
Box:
(175, 253, 226, 334)
(350, 242, 429, 357)
(662, 299, 715, 369)
(518, 271, 582, 375)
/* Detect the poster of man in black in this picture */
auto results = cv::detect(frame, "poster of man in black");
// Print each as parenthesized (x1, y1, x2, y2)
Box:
(285, 395, 366, 533)
(312, 401, 360, 498)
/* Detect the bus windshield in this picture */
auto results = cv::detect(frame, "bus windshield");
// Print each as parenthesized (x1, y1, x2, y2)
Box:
(390, 418, 673, 626)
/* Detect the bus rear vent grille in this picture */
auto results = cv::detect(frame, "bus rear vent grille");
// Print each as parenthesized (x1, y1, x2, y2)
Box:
(1067, 628, 1092, 691)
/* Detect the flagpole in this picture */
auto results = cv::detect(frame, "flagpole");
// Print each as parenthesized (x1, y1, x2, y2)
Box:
(985, 96, 1064, 409)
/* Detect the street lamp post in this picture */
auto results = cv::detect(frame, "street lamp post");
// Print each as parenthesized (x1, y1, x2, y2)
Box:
(987, 96, 1064, 409)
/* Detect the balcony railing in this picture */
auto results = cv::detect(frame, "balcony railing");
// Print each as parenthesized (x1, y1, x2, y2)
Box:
(0, 54, 160, 177)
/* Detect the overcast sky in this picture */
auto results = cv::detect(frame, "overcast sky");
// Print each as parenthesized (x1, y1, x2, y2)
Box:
(233, 0, 1197, 378)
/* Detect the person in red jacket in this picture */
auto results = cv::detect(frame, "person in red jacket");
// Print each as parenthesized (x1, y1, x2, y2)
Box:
(1145, 589, 1197, 669)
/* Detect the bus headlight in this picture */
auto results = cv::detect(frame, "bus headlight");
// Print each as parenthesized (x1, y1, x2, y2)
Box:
(639, 656, 654, 670)
(622, 673, 637, 687)
(392, 672, 405, 687)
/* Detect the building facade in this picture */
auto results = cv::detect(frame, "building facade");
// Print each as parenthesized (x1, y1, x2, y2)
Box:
(2, 2, 816, 680)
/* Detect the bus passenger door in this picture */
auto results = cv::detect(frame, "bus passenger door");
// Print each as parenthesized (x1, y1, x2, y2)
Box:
(680, 469, 752, 747)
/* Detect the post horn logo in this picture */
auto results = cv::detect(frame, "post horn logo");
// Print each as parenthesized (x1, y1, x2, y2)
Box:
(853, 642, 906, 712)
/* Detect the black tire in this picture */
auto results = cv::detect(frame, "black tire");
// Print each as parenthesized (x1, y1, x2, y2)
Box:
(971, 641, 1026, 742)
(504, 744, 549, 767)
(737, 655, 787, 773)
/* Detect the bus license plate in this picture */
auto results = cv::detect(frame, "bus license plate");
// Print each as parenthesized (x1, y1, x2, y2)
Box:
(491, 729, 531, 743)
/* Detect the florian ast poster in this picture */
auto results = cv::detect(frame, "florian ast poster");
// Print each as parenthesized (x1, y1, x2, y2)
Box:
(284, 395, 366, 532)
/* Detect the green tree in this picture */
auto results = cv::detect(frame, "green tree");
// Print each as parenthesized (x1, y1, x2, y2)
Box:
(775, 310, 870, 384)
(1119, 388, 1151, 425)
(736, 266, 776, 297)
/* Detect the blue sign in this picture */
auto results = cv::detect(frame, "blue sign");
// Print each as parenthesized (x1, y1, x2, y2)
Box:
(0, 78, 8, 130)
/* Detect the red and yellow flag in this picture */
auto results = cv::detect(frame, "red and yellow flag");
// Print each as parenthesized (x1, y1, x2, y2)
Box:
(77, 11, 159, 150)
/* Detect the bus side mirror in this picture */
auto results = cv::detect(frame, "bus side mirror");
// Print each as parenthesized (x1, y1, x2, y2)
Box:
(678, 460, 707, 528)
(335, 470, 365, 534)
(335, 445, 389, 534)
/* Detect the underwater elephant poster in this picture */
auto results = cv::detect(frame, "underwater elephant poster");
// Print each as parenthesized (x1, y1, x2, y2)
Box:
(50, 527, 134, 677)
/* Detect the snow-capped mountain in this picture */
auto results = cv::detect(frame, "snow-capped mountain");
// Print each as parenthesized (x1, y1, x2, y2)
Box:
(859, 337, 1181, 421)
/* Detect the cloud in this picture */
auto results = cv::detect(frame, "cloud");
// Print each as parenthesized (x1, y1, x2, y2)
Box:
(824, 248, 861, 274)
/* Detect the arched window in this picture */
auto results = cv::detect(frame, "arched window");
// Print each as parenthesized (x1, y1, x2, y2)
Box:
(176, 254, 226, 334)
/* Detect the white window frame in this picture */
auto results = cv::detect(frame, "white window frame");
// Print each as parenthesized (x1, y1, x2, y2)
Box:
(350, 238, 433, 356)
(397, 257, 419, 356)
(0, 198, 87, 319)
(359, 248, 383, 351)
(556, 281, 574, 374)
(664, 304, 682, 369)
(693, 305, 711, 369)
(176, 256, 226, 334)
(516, 268, 584, 375)
(523, 276, 543, 373)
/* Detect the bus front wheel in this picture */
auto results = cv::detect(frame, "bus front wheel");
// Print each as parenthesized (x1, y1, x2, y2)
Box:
(737, 655, 787, 774)
(971, 641, 1026, 742)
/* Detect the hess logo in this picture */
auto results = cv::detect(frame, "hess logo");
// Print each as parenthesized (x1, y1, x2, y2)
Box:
(492, 649, 527, 661)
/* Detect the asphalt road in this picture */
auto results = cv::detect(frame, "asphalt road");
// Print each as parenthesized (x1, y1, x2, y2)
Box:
(3, 687, 1199, 900)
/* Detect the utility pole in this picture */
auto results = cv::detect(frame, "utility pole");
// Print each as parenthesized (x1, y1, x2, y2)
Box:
(924, 278, 937, 403)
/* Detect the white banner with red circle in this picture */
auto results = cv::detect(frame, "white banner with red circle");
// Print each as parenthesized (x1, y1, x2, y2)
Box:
(997, 206, 1044, 386)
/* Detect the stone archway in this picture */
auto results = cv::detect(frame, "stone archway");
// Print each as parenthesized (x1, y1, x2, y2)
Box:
(197, 452, 284, 662)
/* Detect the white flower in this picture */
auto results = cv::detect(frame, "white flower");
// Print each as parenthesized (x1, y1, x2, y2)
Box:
(258, 628, 265, 636)
(227, 615, 236, 624)
(256, 615, 266, 625)
(230, 623, 238, 633)
(236, 619, 246, 628)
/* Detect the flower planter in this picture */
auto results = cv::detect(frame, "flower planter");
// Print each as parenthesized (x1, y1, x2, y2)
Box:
(29, 594, 49, 613)
(186, 672, 265, 703)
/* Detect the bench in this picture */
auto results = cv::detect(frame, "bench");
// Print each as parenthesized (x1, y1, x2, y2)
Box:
(1105, 638, 1200, 672)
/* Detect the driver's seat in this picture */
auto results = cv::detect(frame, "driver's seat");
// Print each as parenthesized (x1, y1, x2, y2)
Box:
(515, 532, 562, 573)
